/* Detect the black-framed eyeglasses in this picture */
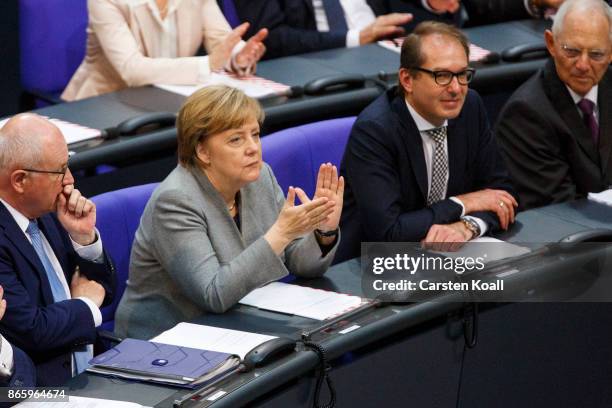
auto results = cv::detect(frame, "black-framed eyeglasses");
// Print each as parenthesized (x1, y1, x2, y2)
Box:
(561, 44, 609, 63)
(411, 67, 476, 86)
(21, 165, 69, 183)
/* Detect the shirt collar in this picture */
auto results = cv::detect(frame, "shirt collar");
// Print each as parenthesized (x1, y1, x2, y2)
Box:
(0, 198, 30, 235)
(566, 84, 598, 107)
(405, 99, 448, 132)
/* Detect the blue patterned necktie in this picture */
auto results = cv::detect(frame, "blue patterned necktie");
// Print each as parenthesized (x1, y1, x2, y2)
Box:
(26, 220, 91, 374)
(322, 0, 348, 31)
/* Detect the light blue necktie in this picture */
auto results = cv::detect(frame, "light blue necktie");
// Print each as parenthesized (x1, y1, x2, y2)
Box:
(26, 220, 91, 374)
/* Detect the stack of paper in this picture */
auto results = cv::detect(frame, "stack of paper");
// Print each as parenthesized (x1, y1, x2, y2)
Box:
(155, 71, 290, 99)
(436, 237, 531, 272)
(15, 396, 148, 408)
(378, 39, 493, 62)
(0, 116, 102, 145)
(152, 323, 277, 360)
(588, 189, 612, 206)
(239, 282, 363, 320)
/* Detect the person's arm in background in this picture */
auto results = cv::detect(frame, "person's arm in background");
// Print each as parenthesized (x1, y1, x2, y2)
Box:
(234, 0, 410, 59)
(0, 286, 35, 388)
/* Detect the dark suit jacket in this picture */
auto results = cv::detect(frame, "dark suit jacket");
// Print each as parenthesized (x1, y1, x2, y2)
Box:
(0, 345, 35, 408)
(0, 204, 115, 386)
(0, 344, 36, 388)
(234, 0, 389, 59)
(369, 0, 529, 28)
(337, 87, 515, 262)
(495, 60, 612, 210)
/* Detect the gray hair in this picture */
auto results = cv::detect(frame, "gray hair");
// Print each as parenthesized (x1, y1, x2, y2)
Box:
(0, 123, 44, 173)
(552, 0, 612, 43)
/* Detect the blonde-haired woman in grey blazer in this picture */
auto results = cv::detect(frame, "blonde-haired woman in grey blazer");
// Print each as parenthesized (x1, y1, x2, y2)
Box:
(115, 85, 344, 339)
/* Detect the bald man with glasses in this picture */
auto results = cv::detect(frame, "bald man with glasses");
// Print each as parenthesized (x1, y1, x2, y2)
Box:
(0, 114, 115, 386)
(495, 0, 612, 210)
(336, 21, 516, 262)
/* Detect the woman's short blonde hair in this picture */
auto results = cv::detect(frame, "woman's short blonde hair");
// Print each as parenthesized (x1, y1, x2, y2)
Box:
(177, 85, 264, 168)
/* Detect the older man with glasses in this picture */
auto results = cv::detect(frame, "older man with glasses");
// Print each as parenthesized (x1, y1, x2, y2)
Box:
(336, 21, 517, 262)
(0, 113, 115, 386)
(495, 0, 612, 210)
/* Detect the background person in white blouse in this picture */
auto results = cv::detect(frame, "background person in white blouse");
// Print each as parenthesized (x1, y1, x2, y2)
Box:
(62, 0, 268, 101)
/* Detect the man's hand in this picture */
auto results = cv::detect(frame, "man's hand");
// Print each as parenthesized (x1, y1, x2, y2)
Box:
(70, 271, 105, 307)
(57, 184, 96, 246)
(359, 13, 412, 45)
(455, 189, 518, 230)
(421, 222, 470, 251)
(427, 0, 461, 13)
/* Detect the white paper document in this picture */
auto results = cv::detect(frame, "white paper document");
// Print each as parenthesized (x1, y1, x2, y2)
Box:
(437, 237, 531, 267)
(378, 40, 493, 62)
(239, 282, 363, 321)
(155, 72, 290, 99)
(0, 117, 101, 145)
(588, 189, 612, 206)
(151, 323, 276, 359)
(14, 396, 148, 408)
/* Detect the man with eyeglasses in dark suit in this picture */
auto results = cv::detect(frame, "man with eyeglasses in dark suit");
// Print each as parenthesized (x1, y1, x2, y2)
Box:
(495, 0, 612, 210)
(336, 21, 517, 262)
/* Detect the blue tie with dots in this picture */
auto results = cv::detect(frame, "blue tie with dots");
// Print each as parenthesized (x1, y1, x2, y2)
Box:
(26, 220, 91, 374)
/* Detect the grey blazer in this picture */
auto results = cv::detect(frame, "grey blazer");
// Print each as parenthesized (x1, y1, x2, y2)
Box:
(115, 163, 338, 339)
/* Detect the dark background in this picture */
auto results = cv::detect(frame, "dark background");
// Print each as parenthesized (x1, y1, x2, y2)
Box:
(1, 1, 23, 117)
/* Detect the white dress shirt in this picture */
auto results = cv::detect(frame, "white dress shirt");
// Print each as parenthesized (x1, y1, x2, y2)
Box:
(0, 336, 14, 379)
(312, 0, 376, 47)
(405, 101, 488, 236)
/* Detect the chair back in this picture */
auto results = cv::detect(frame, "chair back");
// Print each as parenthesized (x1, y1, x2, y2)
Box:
(262, 117, 356, 198)
(92, 183, 158, 331)
(19, 0, 88, 97)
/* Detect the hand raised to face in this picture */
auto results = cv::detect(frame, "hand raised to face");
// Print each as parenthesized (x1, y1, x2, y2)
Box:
(57, 184, 97, 246)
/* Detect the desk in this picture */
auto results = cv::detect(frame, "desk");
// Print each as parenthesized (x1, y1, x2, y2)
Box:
(66, 199, 612, 407)
(31, 20, 550, 196)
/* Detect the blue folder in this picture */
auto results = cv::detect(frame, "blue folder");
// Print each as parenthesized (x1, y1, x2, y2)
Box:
(88, 338, 239, 388)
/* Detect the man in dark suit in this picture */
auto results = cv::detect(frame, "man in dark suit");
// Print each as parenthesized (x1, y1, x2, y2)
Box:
(337, 21, 517, 262)
(495, 0, 612, 210)
(370, 0, 565, 28)
(0, 114, 115, 386)
(233, 0, 412, 59)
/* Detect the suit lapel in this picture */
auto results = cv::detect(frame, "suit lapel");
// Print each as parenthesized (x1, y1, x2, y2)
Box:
(130, 2, 159, 56)
(597, 69, 612, 177)
(543, 60, 600, 166)
(446, 119, 464, 195)
(391, 95, 428, 200)
(0, 205, 55, 305)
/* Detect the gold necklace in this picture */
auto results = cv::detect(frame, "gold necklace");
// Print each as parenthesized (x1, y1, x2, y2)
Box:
(228, 201, 236, 212)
